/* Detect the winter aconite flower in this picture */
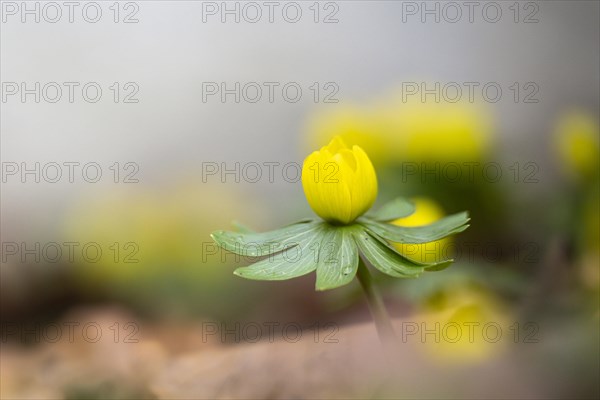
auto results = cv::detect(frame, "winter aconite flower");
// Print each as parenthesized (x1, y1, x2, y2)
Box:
(211, 135, 470, 346)
(211, 136, 469, 291)
(392, 197, 450, 264)
(302, 136, 378, 225)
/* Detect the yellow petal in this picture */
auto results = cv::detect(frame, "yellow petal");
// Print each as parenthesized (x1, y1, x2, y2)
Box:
(302, 136, 378, 224)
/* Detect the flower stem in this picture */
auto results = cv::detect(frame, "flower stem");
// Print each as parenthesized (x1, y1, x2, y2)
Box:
(356, 257, 398, 350)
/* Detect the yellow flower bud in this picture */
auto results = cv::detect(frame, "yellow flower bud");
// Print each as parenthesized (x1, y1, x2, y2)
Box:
(302, 136, 378, 225)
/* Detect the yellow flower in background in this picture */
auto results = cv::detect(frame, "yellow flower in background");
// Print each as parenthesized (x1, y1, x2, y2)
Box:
(383, 98, 492, 163)
(302, 136, 378, 225)
(305, 89, 493, 165)
(306, 105, 391, 165)
(554, 111, 600, 181)
(419, 284, 510, 364)
(552, 111, 600, 293)
(63, 183, 271, 317)
(63, 183, 261, 284)
(393, 198, 449, 263)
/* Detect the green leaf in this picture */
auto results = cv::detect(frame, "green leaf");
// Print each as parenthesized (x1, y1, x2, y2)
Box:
(423, 262, 453, 272)
(233, 224, 325, 281)
(360, 211, 470, 244)
(211, 220, 319, 257)
(370, 230, 454, 269)
(368, 197, 416, 221)
(315, 226, 359, 291)
(352, 229, 424, 278)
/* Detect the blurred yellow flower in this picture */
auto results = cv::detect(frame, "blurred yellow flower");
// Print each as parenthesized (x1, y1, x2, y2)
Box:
(306, 105, 391, 164)
(392, 198, 449, 263)
(302, 136, 378, 225)
(63, 183, 261, 284)
(383, 98, 492, 163)
(554, 111, 600, 181)
(418, 284, 509, 364)
(305, 90, 493, 165)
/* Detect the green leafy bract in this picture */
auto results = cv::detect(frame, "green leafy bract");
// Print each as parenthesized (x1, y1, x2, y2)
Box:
(367, 197, 416, 221)
(359, 212, 470, 244)
(211, 220, 319, 257)
(315, 226, 359, 291)
(233, 223, 325, 281)
(210, 198, 469, 290)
